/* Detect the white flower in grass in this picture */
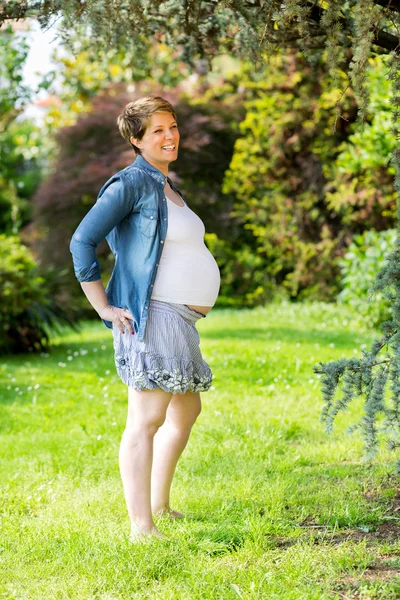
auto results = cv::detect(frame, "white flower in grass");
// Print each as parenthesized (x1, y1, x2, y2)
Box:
(93, 348, 98, 353)
(101, 345, 107, 350)
(97, 435, 102, 440)
(80, 349, 88, 355)
(67, 356, 73, 361)
(34, 384, 40, 390)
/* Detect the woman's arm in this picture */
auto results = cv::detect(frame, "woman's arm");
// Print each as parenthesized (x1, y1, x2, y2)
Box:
(70, 176, 136, 334)
(69, 177, 134, 283)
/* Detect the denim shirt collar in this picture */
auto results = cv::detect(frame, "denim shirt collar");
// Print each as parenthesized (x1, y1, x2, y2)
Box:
(133, 154, 172, 187)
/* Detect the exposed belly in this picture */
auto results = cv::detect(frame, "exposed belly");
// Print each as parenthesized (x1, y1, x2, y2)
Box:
(186, 304, 212, 316)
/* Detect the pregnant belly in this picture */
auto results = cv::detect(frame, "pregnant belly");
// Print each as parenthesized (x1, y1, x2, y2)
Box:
(186, 304, 212, 316)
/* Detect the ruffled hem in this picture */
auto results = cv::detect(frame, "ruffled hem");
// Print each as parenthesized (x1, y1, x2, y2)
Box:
(114, 350, 213, 393)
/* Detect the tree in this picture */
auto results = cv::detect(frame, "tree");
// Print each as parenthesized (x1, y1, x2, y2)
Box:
(218, 51, 398, 303)
(0, 25, 75, 353)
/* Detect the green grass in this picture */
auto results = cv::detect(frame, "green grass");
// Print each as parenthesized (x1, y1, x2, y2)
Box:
(1, 301, 400, 599)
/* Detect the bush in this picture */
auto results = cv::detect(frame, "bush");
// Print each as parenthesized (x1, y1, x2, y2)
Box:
(0, 235, 76, 354)
(222, 52, 396, 302)
(337, 228, 397, 327)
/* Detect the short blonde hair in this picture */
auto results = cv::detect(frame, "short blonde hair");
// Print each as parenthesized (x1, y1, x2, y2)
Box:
(117, 95, 177, 154)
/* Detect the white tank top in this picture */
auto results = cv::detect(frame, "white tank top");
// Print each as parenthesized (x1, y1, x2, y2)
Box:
(151, 196, 221, 306)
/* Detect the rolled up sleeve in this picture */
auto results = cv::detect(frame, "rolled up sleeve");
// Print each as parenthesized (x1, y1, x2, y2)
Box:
(69, 177, 134, 283)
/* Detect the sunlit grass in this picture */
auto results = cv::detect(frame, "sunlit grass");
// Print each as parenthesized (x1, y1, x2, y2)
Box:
(1, 301, 400, 599)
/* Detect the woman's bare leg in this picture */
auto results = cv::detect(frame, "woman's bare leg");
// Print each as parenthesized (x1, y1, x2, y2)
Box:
(119, 386, 172, 537)
(151, 390, 202, 516)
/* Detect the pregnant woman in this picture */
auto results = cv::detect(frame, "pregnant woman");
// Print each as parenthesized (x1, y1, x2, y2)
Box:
(69, 95, 220, 541)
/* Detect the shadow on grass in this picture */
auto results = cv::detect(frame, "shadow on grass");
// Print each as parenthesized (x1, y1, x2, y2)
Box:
(201, 326, 373, 349)
(184, 522, 248, 556)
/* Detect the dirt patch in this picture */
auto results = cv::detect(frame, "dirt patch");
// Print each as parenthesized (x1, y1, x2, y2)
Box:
(332, 559, 400, 599)
(296, 480, 400, 547)
(339, 562, 400, 584)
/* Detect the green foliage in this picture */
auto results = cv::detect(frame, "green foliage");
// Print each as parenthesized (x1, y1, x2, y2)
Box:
(0, 118, 45, 235)
(0, 26, 46, 235)
(0, 235, 76, 355)
(204, 232, 284, 307)
(222, 50, 356, 301)
(324, 55, 397, 230)
(338, 229, 397, 327)
(314, 50, 400, 465)
(43, 37, 194, 132)
(0, 25, 30, 129)
(216, 51, 398, 305)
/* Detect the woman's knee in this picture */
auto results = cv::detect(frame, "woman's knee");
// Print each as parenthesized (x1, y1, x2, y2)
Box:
(167, 391, 202, 431)
(126, 387, 172, 436)
(125, 413, 166, 438)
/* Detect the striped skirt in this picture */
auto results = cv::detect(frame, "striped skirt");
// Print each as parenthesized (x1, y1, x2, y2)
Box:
(111, 299, 213, 394)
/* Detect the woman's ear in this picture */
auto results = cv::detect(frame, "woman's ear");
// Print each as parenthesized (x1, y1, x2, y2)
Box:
(130, 136, 140, 148)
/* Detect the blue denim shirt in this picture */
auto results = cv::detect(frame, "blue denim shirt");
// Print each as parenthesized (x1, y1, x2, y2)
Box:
(69, 155, 189, 341)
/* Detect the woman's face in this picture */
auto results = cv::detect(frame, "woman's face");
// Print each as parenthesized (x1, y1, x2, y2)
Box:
(131, 112, 179, 171)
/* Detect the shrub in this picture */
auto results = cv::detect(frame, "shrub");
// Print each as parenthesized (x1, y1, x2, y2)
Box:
(222, 52, 396, 302)
(0, 234, 76, 354)
(337, 228, 397, 327)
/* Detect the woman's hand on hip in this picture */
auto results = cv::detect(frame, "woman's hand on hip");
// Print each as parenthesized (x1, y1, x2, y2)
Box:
(98, 305, 135, 334)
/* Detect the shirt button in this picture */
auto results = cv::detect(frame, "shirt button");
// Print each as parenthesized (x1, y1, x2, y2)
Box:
(160, 240, 164, 244)
(164, 218, 166, 221)
(150, 216, 154, 219)
(150, 284, 153, 287)
(145, 306, 148, 309)
(156, 263, 159, 267)
(163, 198, 166, 202)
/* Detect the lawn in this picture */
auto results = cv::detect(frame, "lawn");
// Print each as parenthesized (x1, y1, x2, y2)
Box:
(1, 301, 400, 599)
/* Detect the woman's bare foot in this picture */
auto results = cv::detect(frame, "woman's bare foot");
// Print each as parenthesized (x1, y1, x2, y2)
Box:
(153, 507, 185, 519)
(130, 522, 167, 542)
